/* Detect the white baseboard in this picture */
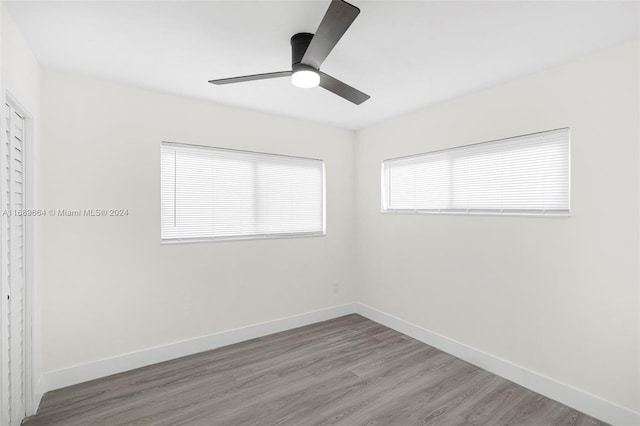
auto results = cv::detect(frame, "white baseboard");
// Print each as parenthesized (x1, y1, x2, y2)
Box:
(354, 302, 640, 426)
(37, 303, 356, 398)
(34, 302, 639, 425)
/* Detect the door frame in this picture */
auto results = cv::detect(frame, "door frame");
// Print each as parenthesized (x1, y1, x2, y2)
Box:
(1, 91, 35, 422)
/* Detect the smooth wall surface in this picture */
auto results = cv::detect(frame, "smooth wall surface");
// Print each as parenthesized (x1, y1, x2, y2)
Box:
(2, 8, 40, 110)
(355, 40, 640, 411)
(40, 71, 356, 372)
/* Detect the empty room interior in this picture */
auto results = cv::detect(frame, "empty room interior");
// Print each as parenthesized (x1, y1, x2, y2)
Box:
(0, 0, 639, 425)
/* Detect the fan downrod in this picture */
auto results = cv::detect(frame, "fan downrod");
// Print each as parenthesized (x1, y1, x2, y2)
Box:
(291, 33, 315, 73)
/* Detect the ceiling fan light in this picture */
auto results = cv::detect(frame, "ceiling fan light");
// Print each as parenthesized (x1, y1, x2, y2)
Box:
(292, 70, 320, 88)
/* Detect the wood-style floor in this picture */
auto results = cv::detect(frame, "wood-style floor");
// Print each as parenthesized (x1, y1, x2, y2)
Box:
(23, 315, 606, 426)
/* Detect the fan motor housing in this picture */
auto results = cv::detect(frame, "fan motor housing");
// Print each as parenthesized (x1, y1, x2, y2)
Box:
(291, 33, 315, 70)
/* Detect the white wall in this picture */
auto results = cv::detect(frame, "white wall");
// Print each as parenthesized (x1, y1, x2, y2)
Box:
(1, 9, 40, 111)
(355, 40, 640, 412)
(39, 70, 356, 373)
(1, 6, 42, 414)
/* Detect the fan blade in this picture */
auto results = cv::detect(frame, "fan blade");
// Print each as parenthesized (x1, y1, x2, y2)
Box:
(209, 71, 292, 85)
(319, 72, 369, 105)
(301, 0, 360, 69)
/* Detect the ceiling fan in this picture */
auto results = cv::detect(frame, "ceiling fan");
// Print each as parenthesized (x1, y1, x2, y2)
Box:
(209, 0, 370, 105)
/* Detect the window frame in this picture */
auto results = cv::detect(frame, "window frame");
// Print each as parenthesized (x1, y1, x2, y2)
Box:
(381, 128, 571, 217)
(161, 141, 326, 244)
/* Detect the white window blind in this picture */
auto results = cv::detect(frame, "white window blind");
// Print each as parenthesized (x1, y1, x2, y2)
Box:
(161, 142, 325, 242)
(382, 128, 570, 216)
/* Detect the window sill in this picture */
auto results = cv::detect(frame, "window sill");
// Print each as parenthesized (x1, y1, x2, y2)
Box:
(161, 231, 327, 245)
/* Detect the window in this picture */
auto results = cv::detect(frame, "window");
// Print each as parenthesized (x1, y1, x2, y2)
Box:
(382, 128, 570, 216)
(161, 142, 325, 242)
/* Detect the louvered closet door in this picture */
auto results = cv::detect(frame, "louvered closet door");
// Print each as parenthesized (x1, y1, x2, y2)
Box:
(1, 103, 26, 425)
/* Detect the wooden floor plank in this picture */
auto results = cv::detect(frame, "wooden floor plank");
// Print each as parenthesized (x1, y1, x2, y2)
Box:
(22, 315, 607, 426)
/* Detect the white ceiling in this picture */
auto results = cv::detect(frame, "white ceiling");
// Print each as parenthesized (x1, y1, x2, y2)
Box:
(5, 0, 639, 130)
